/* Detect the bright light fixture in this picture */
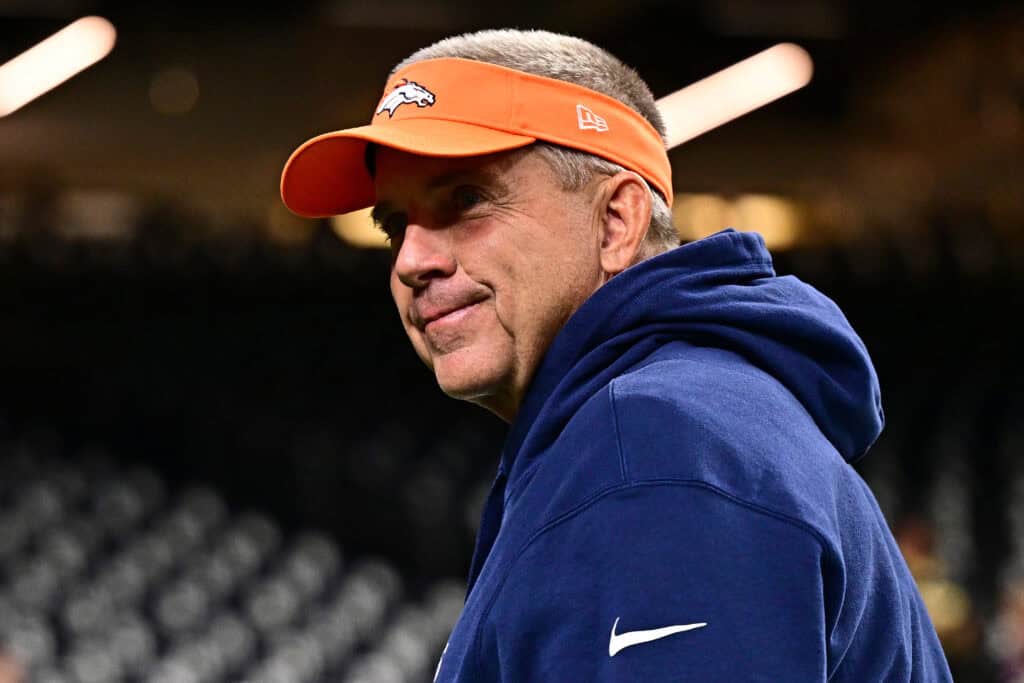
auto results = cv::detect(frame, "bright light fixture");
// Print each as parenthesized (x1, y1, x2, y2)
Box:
(673, 192, 803, 250)
(0, 16, 117, 118)
(331, 208, 388, 248)
(658, 43, 813, 149)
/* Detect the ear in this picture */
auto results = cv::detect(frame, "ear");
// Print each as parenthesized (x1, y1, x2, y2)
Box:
(596, 171, 653, 276)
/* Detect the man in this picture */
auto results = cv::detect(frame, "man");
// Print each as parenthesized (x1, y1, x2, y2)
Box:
(281, 29, 952, 682)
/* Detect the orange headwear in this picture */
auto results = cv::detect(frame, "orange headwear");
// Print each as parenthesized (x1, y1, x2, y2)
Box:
(280, 57, 672, 217)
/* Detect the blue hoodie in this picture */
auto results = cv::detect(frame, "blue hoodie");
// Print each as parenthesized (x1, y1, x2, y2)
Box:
(433, 230, 952, 682)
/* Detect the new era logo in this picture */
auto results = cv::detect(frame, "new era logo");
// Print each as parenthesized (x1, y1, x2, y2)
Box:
(577, 104, 608, 132)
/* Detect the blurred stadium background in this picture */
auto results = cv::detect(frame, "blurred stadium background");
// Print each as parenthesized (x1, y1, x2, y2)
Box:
(1, 0, 1022, 681)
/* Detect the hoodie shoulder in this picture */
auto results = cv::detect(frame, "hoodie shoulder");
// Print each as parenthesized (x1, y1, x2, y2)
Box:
(608, 344, 848, 537)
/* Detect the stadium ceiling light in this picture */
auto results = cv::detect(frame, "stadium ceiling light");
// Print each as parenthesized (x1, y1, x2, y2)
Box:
(331, 208, 386, 248)
(0, 16, 117, 118)
(657, 43, 814, 149)
(672, 193, 804, 250)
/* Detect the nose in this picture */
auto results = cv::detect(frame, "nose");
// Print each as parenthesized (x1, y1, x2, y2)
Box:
(393, 222, 456, 289)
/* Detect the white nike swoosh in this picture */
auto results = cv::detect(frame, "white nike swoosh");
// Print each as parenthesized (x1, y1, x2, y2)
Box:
(608, 617, 707, 657)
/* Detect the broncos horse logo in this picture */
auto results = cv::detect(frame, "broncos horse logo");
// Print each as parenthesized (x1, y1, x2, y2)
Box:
(376, 80, 436, 118)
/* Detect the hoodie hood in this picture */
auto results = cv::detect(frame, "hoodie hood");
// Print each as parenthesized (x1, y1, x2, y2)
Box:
(500, 229, 883, 489)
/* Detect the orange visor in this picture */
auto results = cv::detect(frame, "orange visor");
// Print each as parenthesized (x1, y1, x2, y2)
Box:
(280, 57, 672, 217)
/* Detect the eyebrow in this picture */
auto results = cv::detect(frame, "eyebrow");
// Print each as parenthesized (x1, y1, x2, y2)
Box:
(371, 167, 510, 225)
(426, 168, 500, 191)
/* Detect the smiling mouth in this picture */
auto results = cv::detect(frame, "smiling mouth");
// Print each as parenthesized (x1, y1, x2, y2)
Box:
(424, 301, 482, 331)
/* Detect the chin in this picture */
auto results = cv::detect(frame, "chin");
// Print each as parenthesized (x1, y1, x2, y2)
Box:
(431, 349, 509, 403)
(434, 368, 500, 403)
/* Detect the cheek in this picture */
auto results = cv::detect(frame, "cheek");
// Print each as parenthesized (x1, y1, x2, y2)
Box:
(474, 218, 555, 284)
(458, 204, 596, 332)
(518, 231, 601, 331)
(461, 229, 526, 331)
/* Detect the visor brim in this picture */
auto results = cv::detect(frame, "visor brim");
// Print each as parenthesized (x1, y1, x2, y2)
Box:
(280, 119, 537, 218)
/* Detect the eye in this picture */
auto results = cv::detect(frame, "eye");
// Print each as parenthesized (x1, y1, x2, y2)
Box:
(452, 185, 484, 211)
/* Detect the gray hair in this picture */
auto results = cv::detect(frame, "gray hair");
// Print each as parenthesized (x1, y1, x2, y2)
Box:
(393, 29, 679, 260)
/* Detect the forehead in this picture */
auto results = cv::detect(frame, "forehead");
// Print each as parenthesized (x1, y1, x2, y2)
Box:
(375, 150, 481, 189)
(370, 146, 564, 221)
(373, 146, 528, 185)
(374, 146, 568, 205)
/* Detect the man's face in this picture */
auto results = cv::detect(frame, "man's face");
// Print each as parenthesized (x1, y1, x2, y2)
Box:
(373, 147, 606, 421)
